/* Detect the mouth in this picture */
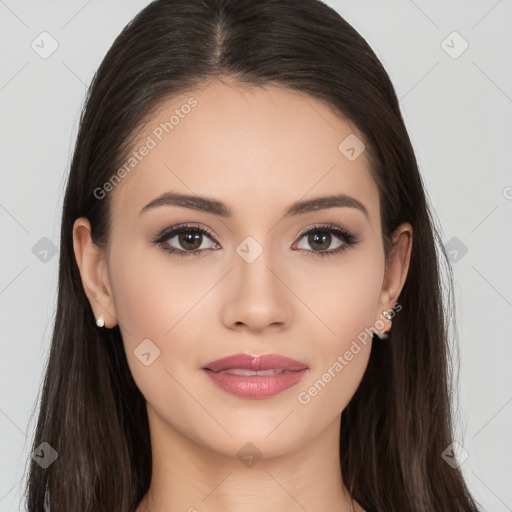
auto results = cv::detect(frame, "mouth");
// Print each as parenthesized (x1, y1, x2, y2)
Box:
(201, 353, 309, 399)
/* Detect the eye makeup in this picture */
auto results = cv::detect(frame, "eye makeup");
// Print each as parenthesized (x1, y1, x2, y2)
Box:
(151, 221, 359, 258)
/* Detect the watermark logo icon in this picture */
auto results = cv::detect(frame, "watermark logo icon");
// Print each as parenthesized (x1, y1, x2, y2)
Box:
(31, 31, 59, 59)
(32, 237, 57, 263)
(441, 31, 469, 59)
(441, 441, 469, 468)
(444, 236, 468, 263)
(236, 236, 263, 264)
(237, 442, 262, 468)
(32, 442, 58, 468)
(134, 338, 161, 366)
(338, 134, 365, 161)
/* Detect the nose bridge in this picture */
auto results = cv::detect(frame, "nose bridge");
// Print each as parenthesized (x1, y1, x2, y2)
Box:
(221, 234, 293, 331)
(234, 234, 282, 299)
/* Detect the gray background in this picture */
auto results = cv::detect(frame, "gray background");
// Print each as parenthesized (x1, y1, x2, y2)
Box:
(1, 0, 511, 510)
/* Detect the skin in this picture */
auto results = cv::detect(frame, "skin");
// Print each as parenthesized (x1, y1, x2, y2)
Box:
(73, 78, 413, 512)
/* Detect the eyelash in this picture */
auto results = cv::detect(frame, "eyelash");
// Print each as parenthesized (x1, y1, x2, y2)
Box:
(152, 222, 359, 258)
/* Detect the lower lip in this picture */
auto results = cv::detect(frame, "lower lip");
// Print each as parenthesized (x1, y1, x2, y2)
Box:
(202, 368, 309, 399)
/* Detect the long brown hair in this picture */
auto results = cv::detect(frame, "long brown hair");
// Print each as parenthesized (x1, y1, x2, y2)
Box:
(24, 0, 482, 510)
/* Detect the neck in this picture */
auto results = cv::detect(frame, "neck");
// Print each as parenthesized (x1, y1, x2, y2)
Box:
(137, 403, 357, 512)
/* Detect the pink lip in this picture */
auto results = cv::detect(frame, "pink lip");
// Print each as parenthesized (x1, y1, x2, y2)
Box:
(203, 353, 308, 372)
(202, 353, 309, 399)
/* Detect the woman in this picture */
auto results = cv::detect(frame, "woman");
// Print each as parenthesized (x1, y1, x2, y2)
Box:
(24, 0, 482, 511)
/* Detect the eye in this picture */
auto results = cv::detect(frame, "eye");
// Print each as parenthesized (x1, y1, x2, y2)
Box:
(153, 224, 219, 257)
(292, 223, 359, 258)
(152, 222, 359, 258)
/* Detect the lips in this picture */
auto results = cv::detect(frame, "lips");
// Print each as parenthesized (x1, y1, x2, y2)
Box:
(202, 353, 309, 399)
(203, 353, 308, 372)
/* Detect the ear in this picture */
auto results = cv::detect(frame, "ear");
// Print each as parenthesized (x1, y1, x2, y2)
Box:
(72, 217, 118, 328)
(375, 222, 413, 331)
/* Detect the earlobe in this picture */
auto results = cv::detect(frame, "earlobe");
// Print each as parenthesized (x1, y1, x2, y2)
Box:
(72, 217, 118, 328)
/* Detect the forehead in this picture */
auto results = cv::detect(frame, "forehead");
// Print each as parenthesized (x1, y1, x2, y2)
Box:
(109, 80, 380, 226)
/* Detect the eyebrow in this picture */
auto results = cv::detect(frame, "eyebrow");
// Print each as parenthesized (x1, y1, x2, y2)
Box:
(139, 191, 369, 220)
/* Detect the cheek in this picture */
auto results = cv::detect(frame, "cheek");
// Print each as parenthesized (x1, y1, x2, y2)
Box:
(107, 244, 201, 406)
(296, 243, 384, 408)
(109, 248, 169, 339)
(299, 240, 385, 352)
(108, 242, 219, 379)
(109, 242, 211, 340)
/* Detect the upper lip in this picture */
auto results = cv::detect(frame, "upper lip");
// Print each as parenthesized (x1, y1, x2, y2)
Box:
(202, 353, 308, 372)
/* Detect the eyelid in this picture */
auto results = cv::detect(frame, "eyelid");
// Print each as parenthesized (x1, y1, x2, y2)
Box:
(293, 222, 357, 242)
(153, 222, 220, 245)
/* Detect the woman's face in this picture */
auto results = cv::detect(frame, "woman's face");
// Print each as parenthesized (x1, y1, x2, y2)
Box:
(77, 80, 411, 459)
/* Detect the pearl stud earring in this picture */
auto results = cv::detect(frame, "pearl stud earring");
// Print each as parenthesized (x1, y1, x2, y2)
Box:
(375, 309, 393, 340)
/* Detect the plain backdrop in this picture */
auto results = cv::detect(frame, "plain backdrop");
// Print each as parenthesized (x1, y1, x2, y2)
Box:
(0, 1, 511, 510)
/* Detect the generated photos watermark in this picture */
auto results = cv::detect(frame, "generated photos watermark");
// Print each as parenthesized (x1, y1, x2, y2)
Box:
(297, 302, 402, 405)
(93, 96, 198, 200)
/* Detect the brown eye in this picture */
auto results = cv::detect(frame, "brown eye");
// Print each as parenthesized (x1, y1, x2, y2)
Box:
(154, 224, 219, 257)
(293, 224, 359, 257)
(306, 231, 335, 251)
(176, 231, 203, 251)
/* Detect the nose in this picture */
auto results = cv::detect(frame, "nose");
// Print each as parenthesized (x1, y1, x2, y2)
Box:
(220, 252, 294, 333)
